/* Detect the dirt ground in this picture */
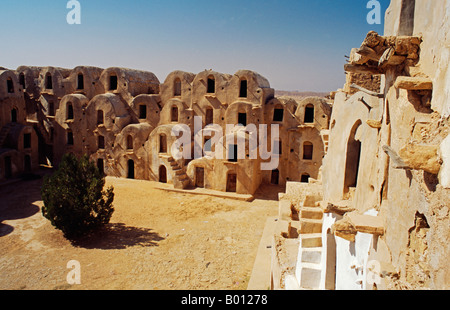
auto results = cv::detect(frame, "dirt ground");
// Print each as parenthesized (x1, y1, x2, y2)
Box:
(0, 172, 280, 290)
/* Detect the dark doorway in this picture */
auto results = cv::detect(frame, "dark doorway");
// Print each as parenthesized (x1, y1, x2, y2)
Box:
(67, 131, 74, 145)
(127, 135, 133, 150)
(77, 73, 84, 90)
(24, 155, 32, 172)
(174, 78, 181, 96)
(344, 122, 362, 195)
(239, 79, 248, 98)
(46, 73, 53, 90)
(139, 105, 147, 119)
(271, 169, 280, 185)
(304, 104, 314, 123)
(98, 135, 105, 149)
(49, 101, 55, 116)
(127, 159, 135, 179)
(97, 158, 104, 175)
(19, 73, 25, 88)
(4, 156, 12, 179)
(303, 142, 313, 160)
(7, 78, 14, 93)
(226, 173, 237, 192)
(238, 112, 247, 126)
(171, 106, 179, 122)
(205, 108, 213, 125)
(159, 165, 167, 183)
(195, 167, 205, 188)
(97, 110, 104, 125)
(67, 103, 74, 120)
(301, 174, 310, 183)
(23, 133, 31, 149)
(207, 77, 215, 94)
(11, 109, 17, 123)
(109, 75, 118, 90)
(273, 107, 284, 122)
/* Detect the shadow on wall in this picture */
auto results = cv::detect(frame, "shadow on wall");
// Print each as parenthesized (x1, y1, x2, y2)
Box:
(71, 223, 165, 250)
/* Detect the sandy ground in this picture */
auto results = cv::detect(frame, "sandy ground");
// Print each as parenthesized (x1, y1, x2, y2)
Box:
(0, 172, 280, 290)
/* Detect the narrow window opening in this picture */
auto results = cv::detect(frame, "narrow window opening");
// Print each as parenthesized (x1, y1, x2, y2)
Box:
(77, 73, 84, 90)
(207, 77, 215, 94)
(11, 109, 17, 123)
(304, 104, 315, 123)
(109, 75, 118, 90)
(271, 169, 280, 185)
(174, 78, 182, 96)
(97, 159, 104, 175)
(23, 133, 31, 149)
(67, 131, 74, 145)
(49, 101, 55, 116)
(171, 106, 179, 122)
(98, 135, 105, 149)
(45, 73, 53, 90)
(303, 142, 313, 160)
(127, 135, 133, 150)
(139, 105, 147, 119)
(67, 103, 74, 120)
(7, 78, 14, 93)
(205, 108, 213, 125)
(159, 134, 167, 153)
(239, 79, 248, 98)
(19, 73, 25, 88)
(228, 144, 238, 162)
(238, 112, 247, 126)
(97, 110, 104, 125)
(273, 107, 284, 122)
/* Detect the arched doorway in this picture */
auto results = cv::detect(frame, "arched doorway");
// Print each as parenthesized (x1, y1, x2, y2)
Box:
(159, 165, 167, 183)
(344, 121, 362, 196)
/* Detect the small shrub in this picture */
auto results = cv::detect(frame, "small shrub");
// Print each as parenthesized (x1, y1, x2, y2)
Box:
(41, 153, 114, 239)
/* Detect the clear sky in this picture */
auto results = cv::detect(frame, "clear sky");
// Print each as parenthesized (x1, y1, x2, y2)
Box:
(0, 0, 390, 92)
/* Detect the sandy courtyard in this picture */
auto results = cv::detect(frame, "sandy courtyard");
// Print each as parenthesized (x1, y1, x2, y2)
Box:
(0, 173, 280, 290)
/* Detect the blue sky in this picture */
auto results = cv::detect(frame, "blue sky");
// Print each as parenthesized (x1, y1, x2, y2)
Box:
(0, 0, 390, 92)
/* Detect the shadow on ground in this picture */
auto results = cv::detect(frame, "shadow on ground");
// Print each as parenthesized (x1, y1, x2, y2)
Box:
(71, 223, 165, 250)
(253, 184, 285, 201)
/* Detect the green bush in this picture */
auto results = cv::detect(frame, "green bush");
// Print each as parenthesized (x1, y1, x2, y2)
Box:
(41, 153, 114, 239)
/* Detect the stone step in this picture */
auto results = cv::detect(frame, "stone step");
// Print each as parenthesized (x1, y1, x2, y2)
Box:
(300, 247, 322, 264)
(299, 233, 322, 248)
(300, 207, 323, 220)
(299, 263, 322, 289)
(299, 218, 323, 234)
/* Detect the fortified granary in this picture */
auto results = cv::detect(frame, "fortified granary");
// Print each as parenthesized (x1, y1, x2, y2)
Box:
(0, 66, 332, 196)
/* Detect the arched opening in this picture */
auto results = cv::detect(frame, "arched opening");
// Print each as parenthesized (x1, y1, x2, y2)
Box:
(271, 169, 280, 185)
(207, 76, 215, 94)
(45, 73, 53, 90)
(97, 110, 104, 125)
(67, 103, 74, 120)
(7, 77, 14, 93)
(11, 109, 17, 123)
(171, 106, 179, 122)
(127, 135, 133, 150)
(159, 134, 167, 153)
(304, 104, 315, 123)
(24, 155, 32, 172)
(239, 79, 248, 98)
(303, 142, 313, 160)
(98, 135, 105, 149)
(127, 159, 135, 179)
(344, 121, 363, 196)
(174, 78, 182, 97)
(77, 73, 84, 90)
(159, 165, 167, 183)
(273, 105, 284, 122)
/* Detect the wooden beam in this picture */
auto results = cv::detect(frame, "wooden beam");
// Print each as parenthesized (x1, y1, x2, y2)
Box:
(350, 84, 384, 98)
